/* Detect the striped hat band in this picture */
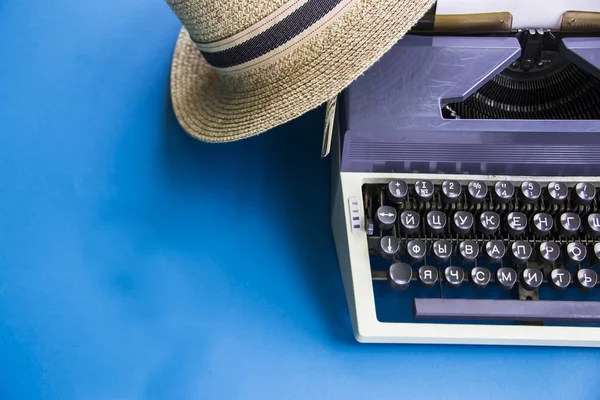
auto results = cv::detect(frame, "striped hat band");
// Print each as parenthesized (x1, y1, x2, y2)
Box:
(193, 0, 357, 73)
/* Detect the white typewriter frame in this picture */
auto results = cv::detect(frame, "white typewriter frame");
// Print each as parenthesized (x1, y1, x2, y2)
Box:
(330, 137, 600, 347)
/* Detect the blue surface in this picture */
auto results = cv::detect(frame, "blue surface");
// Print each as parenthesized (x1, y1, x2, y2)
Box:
(1, 1, 600, 399)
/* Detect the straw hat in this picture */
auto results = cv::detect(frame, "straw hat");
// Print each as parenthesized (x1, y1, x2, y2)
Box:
(166, 0, 435, 142)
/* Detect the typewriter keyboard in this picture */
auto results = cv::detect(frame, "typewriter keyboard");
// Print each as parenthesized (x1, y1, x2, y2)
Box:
(363, 179, 600, 325)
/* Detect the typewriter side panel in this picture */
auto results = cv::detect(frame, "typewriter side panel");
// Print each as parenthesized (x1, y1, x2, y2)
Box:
(330, 107, 380, 341)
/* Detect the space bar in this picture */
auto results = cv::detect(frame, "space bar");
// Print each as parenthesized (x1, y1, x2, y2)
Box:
(413, 298, 600, 322)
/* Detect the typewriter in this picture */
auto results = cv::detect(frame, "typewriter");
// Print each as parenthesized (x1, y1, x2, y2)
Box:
(329, 1, 600, 346)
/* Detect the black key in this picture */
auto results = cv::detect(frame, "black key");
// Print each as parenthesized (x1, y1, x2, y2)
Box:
(452, 211, 474, 235)
(532, 212, 553, 236)
(538, 241, 561, 264)
(565, 242, 587, 264)
(400, 210, 420, 234)
(521, 268, 544, 291)
(458, 240, 479, 263)
(375, 205, 397, 231)
(585, 213, 600, 237)
(496, 267, 518, 291)
(506, 212, 527, 235)
(444, 266, 464, 288)
(576, 269, 598, 291)
(426, 211, 447, 235)
(484, 240, 505, 263)
(379, 236, 401, 259)
(467, 181, 487, 203)
(558, 212, 581, 236)
(573, 182, 596, 206)
(470, 267, 491, 290)
(493, 181, 514, 204)
(547, 181, 568, 204)
(478, 211, 500, 235)
(418, 265, 438, 289)
(388, 262, 413, 291)
(520, 181, 541, 204)
(591, 243, 600, 265)
(386, 180, 408, 203)
(414, 180, 434, 203)
(432, 239, 453, 263)
(510, 241, 532, 264)
(441, 180, 461, 203)
(406, 239, 427, 263)
(549, 268, 571, 291)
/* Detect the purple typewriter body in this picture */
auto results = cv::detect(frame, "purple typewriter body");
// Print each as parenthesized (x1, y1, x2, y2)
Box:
(339, 35, 600, 176)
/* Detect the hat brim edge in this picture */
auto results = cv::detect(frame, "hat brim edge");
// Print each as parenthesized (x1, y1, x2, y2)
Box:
(168, 0, 436, 143)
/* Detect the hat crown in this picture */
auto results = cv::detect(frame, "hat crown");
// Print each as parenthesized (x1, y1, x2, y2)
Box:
(167, 0, 288, 43)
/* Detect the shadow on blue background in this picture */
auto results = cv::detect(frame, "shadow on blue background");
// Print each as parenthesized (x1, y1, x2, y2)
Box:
(159, 88, 351, 345)
(0, 1, 600, 399)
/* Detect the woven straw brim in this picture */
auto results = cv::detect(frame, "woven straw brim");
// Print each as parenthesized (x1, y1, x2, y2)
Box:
(169, 0, 435, 143)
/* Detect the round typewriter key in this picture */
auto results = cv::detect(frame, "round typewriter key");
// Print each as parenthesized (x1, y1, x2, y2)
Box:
(521, 268, 543, 291)
(566, 242, 587, 264)
(510, 241, 532, 264)
(496, 267, 518, 291)
(573, 182, 596, 206)
(532, 212, 553, 236)
(426, 211, 447, 235)
(452, 211, 474, 235)
(478, 211, 500, 235)
(414, 180, 434, 203)
(576, 269, 598, 291)
(400, 210, 420, 234)
(386, 180, 408, 203)
(591, 243, 600, 265)
(538, 241, 561, 264)
(506, 212, 527, 235)
(484, 240, 505, 263)
(549, 268, 571, 291)
(493, 181, 514, 204)
(558, 212, 581, 236)
(470, 267, 491, 290)
(379, 236, 401, 259)
(444, 266, 464, 288)
(441, 180, 461, 203)
(458, 240, 479, 263)
(585, 213, 600, 237)
(547, 181, 568, 204)
(418, 265, 439, 289)
(432, 240, 453, 263)
(406, 239, 427, 263)
(375, 205, 397, 231)
(467, 181, 487, 204)
(388, 262, 413, 291)
(520, 181, 541, 204)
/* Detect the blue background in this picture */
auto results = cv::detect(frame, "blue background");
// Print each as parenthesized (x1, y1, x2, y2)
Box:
(1, 1, 599, 399)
